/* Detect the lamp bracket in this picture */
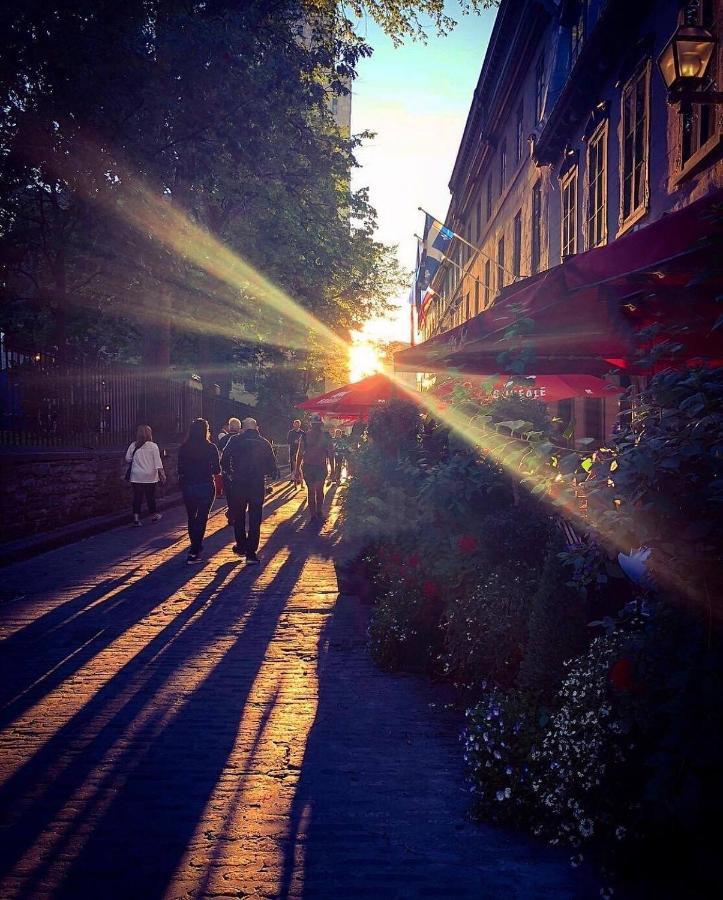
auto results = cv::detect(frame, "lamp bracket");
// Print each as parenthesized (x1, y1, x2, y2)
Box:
(669, 89, 723, 105)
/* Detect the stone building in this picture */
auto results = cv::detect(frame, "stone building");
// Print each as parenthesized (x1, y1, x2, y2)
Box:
(414, 0, 722, 440)
(421, 0, 722, 337)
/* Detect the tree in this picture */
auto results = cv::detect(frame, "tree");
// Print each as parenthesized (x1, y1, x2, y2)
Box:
(1, 0, 481, 375)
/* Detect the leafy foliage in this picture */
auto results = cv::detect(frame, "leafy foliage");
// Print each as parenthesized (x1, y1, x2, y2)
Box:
(0, 0, 406, 372)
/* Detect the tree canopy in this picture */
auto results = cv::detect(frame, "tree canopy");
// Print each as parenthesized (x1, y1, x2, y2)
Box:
(0, 0, 423, 382)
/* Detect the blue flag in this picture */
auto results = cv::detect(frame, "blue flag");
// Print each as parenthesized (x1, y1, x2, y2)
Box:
(415, 213, 455, 310)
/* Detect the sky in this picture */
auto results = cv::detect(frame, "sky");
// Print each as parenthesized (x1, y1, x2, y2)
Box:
(350, 2, 497, 345)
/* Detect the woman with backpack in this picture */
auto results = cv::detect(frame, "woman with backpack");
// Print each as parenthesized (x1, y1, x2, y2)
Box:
(125, 425, 166, 526)
(178, 417, 221, 564)
(296, 413, 333, 522)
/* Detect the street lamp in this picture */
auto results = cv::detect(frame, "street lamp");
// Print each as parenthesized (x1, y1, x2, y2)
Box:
(657, 24, 722, 106)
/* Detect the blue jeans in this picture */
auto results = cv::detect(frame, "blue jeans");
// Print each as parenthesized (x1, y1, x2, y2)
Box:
(182, 482, 215, 554)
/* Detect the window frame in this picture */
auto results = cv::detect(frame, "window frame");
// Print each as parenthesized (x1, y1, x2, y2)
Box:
(560, 165, 579, 258)
(499, 139, 507, 191)
(497, 235, 506, 292)
(535, 53, 546, 123)
(585, 119, 608, 249)
(531, 181, 542, 274)
(484, 259, 492, 308)
(569, 0, 586, 68)
(486, 174, 493, 220)
(512, 210, 522, 279)
(618, 60, 651, 235)
(515, 101, 525, 165)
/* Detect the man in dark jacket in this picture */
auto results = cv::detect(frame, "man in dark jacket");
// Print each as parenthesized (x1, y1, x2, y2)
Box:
(221, 417, 278, 564)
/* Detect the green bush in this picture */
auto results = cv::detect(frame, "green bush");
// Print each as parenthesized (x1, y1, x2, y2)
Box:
(367, 398, 421, 457)
(444, 566, 537, 689)
(517, 534, 591, 700)
(368, 577, 444, 673)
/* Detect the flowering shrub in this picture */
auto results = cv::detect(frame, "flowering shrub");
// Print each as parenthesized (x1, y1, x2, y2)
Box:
(464, 687, 543, 826)
(341, 368, 723, 890)
(528, 630, 636, 855)
(444, 567, 536, 689)
(517, 534, 591, 700)
(368, 577, 444, 672)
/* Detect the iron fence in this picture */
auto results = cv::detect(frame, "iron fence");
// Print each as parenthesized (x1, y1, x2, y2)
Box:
(0, 337, 249, 450)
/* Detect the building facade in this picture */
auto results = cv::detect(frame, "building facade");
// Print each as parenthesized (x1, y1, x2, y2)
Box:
(421, 0, 722, 344)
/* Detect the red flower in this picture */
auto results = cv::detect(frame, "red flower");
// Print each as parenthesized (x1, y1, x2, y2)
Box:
(609, 658, 634, 692)
(408, 553, 421, 567)
(422, 580, 439, 600)
(457, 535, 478, 555)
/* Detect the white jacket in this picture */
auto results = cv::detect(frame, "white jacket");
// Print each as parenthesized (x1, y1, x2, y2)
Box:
(125, 441, 164, 484)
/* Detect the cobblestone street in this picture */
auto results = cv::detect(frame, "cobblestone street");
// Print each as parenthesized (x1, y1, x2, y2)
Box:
(0, 485, 591, 899)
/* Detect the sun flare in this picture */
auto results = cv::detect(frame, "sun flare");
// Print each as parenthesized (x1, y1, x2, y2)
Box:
(348, 338, 383, 383)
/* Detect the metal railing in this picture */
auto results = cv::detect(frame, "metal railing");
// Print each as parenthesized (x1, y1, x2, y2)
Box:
(0, 337, 251, 450)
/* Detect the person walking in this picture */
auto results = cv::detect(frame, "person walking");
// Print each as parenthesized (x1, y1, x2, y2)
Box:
(221, 417, 278, 565)
(331, 428, 348, 482)
(218, 417, 241, 452)
(296, 414, 333, 522)
(178, 418, 221, 564)
(125, 425, 166, 526)
(287, 418, 305, 487)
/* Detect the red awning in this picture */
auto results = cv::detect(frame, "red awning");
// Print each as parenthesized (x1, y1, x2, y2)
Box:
(432, 374, 623, 403)
(395, 190, 723, 377)
(299, 373, 398, 416)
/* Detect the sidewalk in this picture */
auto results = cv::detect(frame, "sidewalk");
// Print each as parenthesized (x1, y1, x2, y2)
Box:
(0, 484, 592, 899)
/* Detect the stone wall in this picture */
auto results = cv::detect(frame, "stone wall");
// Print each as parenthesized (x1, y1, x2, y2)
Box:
(0, 445, 180, 542)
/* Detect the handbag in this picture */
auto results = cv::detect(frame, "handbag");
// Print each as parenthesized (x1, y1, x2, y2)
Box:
(213, 472, 224, 497)
(123, 445, 138, 482)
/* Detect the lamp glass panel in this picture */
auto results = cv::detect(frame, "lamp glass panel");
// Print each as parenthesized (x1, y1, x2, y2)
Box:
(675, 34, 715, 80)
(658, 38, 678, 88)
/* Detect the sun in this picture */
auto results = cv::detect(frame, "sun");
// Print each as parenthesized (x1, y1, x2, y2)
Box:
(349, 338, 382, 383)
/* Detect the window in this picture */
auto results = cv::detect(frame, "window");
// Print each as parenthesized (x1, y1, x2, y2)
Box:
(583, 397, 604, 443)
(531, 181, 542, 274)
(484, 259, 492, 307)
(570, 1, 586, 68)
(535, 53, 546, 123)
(499, 140, 507, 190)
(561, 166, 578, 257)
(465, 292, 470, 322)
(474, 278, 480, 315)
(586, 121, 607, 248)
(486, 174, 493, 220)
(557, 399, 574, 438)
(497, 236, 506, 291)
(620, 62, 650, 228)
(516, 101, 525, 164)
(513, 210, 522, 278)
(476, 195, 482, 241)
(682, 0, 717, 164)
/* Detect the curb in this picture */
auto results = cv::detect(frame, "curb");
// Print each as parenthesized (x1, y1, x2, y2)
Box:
(0, 491, 186, 567)
(0, 474, 294, 568)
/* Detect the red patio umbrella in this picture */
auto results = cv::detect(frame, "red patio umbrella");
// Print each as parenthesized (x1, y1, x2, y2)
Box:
(298, 373, 398, 417)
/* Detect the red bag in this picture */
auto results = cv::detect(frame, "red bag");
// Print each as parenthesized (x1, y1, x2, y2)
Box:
(213, 473, 224, 497)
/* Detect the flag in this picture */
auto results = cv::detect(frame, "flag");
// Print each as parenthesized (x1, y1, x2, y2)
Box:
(415, 213, 454, 309)
(418, 287, 437, 325)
